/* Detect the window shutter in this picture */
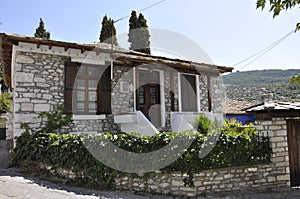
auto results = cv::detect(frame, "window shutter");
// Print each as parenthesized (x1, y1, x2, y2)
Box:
(97, 65, 111, 114)
(65, 62, 79, 114)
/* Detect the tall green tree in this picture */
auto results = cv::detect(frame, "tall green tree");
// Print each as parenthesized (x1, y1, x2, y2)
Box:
(256, 0, 300, 30)
(34, 18, 50, 39)
(128, 10, 151, 54)
(99, 15, 118, 45)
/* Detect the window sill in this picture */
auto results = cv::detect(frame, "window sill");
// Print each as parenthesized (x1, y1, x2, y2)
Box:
(72, 115, 106, 120)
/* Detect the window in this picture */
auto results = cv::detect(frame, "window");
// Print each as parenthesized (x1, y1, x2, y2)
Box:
(64, 62, 111, 115)
(180, 74, 197, 112)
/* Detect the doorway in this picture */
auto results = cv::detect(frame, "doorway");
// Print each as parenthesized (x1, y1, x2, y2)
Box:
(137, 70, 162, 128)
(287, 119, 300, 187)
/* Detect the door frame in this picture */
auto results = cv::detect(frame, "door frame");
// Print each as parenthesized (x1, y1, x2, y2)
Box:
(134, 68, 166, 128)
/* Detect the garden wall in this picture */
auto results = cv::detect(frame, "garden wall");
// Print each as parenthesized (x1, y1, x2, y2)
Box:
(114, 119, 290, 197)
(43, 116, 290, 197)
(115, 164, 283, 196)
(48, 161, 288, 197)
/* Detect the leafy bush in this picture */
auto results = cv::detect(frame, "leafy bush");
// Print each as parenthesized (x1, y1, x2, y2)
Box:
(13, 112, 271, 188)
(12, 124, 271, 188)
(193, 113, 212, 135)
(23, 104, 73, 134)
(38, 104, 73, 133)
(0, 92, 12, 111)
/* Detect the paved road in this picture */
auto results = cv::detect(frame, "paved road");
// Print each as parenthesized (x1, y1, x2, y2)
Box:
(1, 168, 300, 199)
(0, 168, 154, 199)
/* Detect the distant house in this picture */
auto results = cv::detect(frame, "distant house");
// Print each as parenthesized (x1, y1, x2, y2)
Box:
(224, 98, 255, 124)
(242, 100, 300, 120)
(0, 33, 233, 143)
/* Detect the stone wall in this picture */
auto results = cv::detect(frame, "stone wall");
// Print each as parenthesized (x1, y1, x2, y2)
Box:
(199, 75, 209, 112)
(115, 164, 284, 197)
(12, 52, 123, 138)
(42, 160, 289, 197)
(111, 65, 135, 114)
(211, 76, 225, 114)
(113, 117, 291, 196)
(13, 52, 67, 137)
(255, 117, 290, 186)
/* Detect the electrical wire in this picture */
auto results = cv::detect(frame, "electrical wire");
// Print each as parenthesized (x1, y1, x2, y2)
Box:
(233, 29, 296, 70)
(114, 0, 167, 23)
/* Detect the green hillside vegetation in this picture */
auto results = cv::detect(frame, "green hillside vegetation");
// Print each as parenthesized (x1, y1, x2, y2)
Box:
(222, 69, 300, 85)
(222, 69, 300, 102)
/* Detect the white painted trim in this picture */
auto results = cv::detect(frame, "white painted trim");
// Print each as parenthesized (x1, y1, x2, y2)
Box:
(133, 67, 137, 111)
(135, 68, 166, 128)
(71, 57, 105, 65)
(72, 114, 106, 120)
(11, 45, 17, 89)
(178, 73, 182, 112)
(196, 75, 201, 112)
(11, 45, 17, 140)
(14, 42, 113, 62)
(70, 131, 98, 135)
(110, 60, 113, 80)
(159, 70, 166, 128)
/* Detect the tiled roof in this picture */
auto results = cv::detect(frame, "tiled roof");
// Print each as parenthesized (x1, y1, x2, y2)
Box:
(0, 33, 233, 87)
(224, 99, 254, 114)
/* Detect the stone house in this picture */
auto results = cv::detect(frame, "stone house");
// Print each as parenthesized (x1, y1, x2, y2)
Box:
(244, 101, 300, 187)
(0, 33, 232, 145)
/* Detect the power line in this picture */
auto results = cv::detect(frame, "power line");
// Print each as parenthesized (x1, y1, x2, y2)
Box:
(114, 0, 167, 23)
(233, 29, 296, 70)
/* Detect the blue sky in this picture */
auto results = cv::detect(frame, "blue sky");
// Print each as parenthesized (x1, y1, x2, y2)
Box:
(1, 0, 299, 71)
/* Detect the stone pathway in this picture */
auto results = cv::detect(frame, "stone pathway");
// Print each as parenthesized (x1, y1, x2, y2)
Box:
(0, 140, 10, 169)
(1, 167, 300, 199)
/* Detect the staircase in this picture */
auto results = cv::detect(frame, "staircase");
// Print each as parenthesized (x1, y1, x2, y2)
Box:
(114, 111, 159, 136)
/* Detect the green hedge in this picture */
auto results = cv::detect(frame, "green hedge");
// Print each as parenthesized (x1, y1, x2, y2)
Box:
(12, 126, 271, 188)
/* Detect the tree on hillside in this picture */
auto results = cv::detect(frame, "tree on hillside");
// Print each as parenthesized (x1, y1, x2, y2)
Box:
(256, 0, 300, 30)
(289, 75, 300, 87)
(128, 10, 151, 54)
(34, 18, 50, 39)
(99, 15, 118, 45)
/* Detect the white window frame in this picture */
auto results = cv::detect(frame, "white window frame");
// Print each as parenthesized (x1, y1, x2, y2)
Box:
(178, 73, 200, 112)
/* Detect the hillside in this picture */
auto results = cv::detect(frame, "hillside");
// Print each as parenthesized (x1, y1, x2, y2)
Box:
(222, 69, 300, 102)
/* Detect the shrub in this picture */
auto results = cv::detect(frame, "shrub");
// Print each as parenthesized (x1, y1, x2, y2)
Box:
(38, 104, 73, 133)
(193, 113, 212, 135)
(0, 92, 12, 111)
(12, 129, 271, 189)
(13, 113, 271, 188)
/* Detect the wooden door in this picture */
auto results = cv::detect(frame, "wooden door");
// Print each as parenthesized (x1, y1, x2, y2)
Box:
(138, 84, 160, 120)
(287, 119, 300, 187)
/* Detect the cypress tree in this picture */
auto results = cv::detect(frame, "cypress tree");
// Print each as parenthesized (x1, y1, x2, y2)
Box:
(99, 15, 118, 45)
(128, 11, 151, 54)
(34, 18, 50, 39)
(137, 13, 151, 54)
